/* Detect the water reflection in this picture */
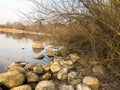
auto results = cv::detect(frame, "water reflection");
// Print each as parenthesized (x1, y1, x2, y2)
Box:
(32, 48, 43, 53)
(0, 32, 50, 72)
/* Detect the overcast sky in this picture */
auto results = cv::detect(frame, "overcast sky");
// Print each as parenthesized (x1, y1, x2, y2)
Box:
(0, 0, 26, 24)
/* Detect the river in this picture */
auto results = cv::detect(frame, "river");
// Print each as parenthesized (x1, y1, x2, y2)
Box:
(0, 33, 51, 72)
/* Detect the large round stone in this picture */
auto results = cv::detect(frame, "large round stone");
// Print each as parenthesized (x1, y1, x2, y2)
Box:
(0, 71, 25, 88)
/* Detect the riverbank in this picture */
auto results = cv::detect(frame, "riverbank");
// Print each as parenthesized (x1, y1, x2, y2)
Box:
(0, 32, 119, 90)
(0, 28, 51, 36)
(0, 53, 100, 90)
(0, 48, 119, 90)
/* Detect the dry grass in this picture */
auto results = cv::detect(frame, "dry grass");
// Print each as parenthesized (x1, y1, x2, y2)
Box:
(0, 28, 51, 36)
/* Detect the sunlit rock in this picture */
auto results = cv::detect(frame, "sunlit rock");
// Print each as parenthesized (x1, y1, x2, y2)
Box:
(24, 63, 40, 70)
(33, 54, 44, 59)
(8, 62, 26, 69)
(8, 66, 26, 73)
(35, 80, 56, 90)
(27, 72, 38, 83)
(33, 66, 43, 74)
(42, 73, 51, 80)
(69, 53, 80, 62)
(50, 62, 62, 73)
(57, 68, 68, 80)
(42, 61, 53, 71)
(0, 71, 25, 88)
(83, 76, 99, 90)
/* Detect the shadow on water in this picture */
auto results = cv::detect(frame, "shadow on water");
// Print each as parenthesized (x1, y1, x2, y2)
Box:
(0, 32, 55, 73)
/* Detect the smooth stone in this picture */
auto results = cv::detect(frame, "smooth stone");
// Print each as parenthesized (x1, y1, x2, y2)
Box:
(59, 84, 74, 90)
(10, 85, 32, 90)
(32, 41, 44, 49)
(8, 62, 26, 68)
(92, 65, 105, 75)
(42, 73, 51, 80)
(76, 84, 91, 90)
(60, 60, 73, 66)
(0, 71, 25, 88)
(68, 71, 77, 81)
(35, 80, 56, 90)
(33, 66, 43, 74)
(24, 63, 40, 70)
(60, 60, 74, 70)
(42, 61, 53, 71)
(8, 66, 26, 73)
(50, 62, 62, 73)
(69, 53, 80, 62)
(33, 54, 44, 59)
(83, 76, 99, 90)
(57, 68, 68, 80)
(27, 72, 38, 83)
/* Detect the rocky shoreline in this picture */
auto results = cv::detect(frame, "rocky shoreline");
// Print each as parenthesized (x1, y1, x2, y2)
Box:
(0, 42, 107, 90)
(0, 52, 101, 90)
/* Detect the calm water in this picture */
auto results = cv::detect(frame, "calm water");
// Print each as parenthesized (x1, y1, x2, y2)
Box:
(0, 33, 49, 72)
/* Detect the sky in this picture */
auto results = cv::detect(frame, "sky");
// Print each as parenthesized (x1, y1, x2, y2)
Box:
(0, 0, 25, 24)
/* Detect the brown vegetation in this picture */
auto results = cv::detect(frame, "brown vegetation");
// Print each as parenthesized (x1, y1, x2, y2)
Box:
(24, 0, 120, 76)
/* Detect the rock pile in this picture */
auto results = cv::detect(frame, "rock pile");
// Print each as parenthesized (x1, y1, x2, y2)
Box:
(0, 54, 100, 90)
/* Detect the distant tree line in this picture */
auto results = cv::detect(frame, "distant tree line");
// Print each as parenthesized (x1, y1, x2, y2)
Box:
(0, 20, 49, 33)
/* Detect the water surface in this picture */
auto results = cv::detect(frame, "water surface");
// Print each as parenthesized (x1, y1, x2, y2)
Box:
(0, 33, 48, 72)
